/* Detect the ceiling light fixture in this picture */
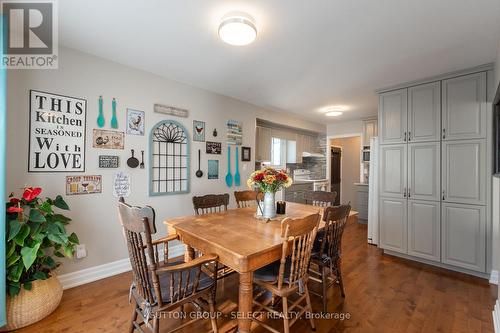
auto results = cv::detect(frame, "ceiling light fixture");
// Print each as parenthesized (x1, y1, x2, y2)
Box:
(325, 111, 343, 117)
(218, 12, 257, 46)
(320, 105, 346, 113)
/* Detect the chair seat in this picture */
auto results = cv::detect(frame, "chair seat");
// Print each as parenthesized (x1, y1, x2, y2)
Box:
(154, 261, 214, 303)
(254, 259, 292, 284)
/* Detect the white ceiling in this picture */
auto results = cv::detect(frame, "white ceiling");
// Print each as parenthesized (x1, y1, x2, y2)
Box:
(59, 0, 500, 124)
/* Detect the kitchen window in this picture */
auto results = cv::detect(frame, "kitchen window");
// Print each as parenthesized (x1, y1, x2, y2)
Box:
(271, 137, 296, 167)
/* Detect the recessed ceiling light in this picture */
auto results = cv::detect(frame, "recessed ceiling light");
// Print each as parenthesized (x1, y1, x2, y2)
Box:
(218, 12, 257, 46)
(325, 111, 343, 117)
(320, 105, 347, 113)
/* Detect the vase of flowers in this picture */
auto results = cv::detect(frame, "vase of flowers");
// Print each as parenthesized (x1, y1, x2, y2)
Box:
(247, 168, 293, 219)
(3, 187, 80, 331)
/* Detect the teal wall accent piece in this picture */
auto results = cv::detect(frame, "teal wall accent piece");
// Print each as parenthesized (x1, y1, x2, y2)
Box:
(149, 120, 190, 196)
(0, 14, 7, 327)
(97, 95, 105, 128)
(110, 98, 118, 129)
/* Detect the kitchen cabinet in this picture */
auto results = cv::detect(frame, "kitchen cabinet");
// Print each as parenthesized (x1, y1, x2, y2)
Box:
(408, 82, 441, 142)
(379, 197, 407, 254)
(362, 119, 378, 147)
(408, 200, 440, 262)
(442, 72, 487, 140)
(379, 89, 407, 144)
(379, 144, 407, 198)
(256, 126, 271, 162)
(408, 142, 440, 201)
(441, 203, 485, 272)
(442, 140, 486, 205)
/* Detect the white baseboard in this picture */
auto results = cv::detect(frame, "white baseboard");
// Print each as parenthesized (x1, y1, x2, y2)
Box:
(59, 244, 185, 290)
(491, 270, 499, 285)
(493, 300, 500, 333)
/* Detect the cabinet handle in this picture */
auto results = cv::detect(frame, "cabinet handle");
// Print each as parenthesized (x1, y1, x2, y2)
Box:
(408, 131, 411, 141)
(408, 188, 411, 198)
(403, 188, 407, 198)
(442, 128, 446, 139)
(442, 190, 445, 200)
(404, 132, 407, 142)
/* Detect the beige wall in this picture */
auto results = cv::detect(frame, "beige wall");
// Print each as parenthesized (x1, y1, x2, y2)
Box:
(327, 120, 363, 138)
(330, 136, 361, 209)
(6, 47, 325, 275)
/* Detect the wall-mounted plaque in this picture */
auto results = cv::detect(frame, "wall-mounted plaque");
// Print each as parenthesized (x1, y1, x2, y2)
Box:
(92, 129, 124, 149)
(206, 141, 221, 154)
(153, 103, 189, 118)
(227, 120, 242, 145)
(113, 171, 131, 198)
(99, 155, 119, 168)
(29, 90, 87, 172)
(66, 175, 102, 195)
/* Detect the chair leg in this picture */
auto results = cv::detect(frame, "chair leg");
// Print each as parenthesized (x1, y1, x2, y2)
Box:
(129, 306, 138, 333)
(336, 261, 345, 298)
(208, 294, 219, 333)
(321, 265, 328, 313)
(282, 296, 290, 333)
(152, 315, 160, 333)
(304, 285, 316, 332)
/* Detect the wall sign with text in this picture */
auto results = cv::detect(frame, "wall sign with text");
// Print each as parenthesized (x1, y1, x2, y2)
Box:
(29, 90, 87, 172)
(66, 175, 102, 195)
(99, 155, 119, 168)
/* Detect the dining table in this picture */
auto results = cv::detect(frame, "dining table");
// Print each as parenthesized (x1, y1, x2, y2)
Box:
(164, 202, 358, 333)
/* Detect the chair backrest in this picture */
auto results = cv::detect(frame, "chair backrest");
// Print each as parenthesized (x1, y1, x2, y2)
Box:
(117, 198, 158, 306)
(278, 213, 320, 290)
(305, 190, 337, 207)
(320, 204, 351, 260)
(234, 190, 263, 208)
(192, 193, 229, 215)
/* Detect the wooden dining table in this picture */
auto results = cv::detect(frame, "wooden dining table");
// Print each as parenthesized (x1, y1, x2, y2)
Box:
(164, 202, 358, 333)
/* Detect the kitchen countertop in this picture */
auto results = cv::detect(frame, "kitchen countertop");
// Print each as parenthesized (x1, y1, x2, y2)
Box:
(292, 178, 329, 185)
(354, 182, 369, 186)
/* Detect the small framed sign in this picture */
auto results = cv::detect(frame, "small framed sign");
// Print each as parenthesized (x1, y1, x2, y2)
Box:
(208, 160, 219, 179)
(113, 171, 131, 198)
(206, 141, 221, 154)
(99, 155, 119, 168)
(126, 109, 145, 136)
(193, 120, 206, 142)
(93, 129, 125, 149)
(241, 146, 251, 161)
(66, 175, 102, 195)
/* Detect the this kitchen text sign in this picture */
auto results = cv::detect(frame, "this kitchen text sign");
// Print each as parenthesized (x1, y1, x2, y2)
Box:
(29, 90, 87, 172)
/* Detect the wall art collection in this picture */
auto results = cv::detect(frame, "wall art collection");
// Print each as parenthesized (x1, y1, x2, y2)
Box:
(28, 90, 87, 172)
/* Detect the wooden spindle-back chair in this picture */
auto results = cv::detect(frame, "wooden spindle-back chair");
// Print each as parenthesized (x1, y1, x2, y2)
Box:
(234, 190, 264, 208)
(252, 213, 320, 333)
(309, 204, 351, 312)
(192, 194, 229, 215)
(117, 198, 219, 333)
(305, 190, 337, 207)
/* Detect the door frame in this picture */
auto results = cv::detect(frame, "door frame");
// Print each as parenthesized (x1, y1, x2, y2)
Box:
(327, 133, 363, 204)
(0, 14, 7, 326)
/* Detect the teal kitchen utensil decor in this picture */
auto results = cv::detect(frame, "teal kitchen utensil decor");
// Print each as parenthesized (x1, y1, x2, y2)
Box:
(110, 98, 118, 129)
(234, 147, 241, 186)
(225, 146, 233, 187)
(97, 95, 105, 128)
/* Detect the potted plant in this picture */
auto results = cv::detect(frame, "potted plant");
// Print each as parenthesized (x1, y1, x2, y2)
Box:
(3, 187, 79, 331)
(247, 168, 293, 218)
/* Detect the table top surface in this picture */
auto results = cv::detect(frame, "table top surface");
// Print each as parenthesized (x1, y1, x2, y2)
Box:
(165, 202, 358, 260)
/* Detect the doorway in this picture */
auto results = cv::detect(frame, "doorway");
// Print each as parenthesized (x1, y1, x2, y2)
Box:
(330, 147, 341, 205)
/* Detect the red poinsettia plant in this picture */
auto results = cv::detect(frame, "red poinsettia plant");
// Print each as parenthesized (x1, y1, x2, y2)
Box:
(247, 167, 293, 193)
(6, 187, 79, 296)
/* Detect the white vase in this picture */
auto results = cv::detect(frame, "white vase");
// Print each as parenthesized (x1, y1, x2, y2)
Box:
(263, 192, 276, 219)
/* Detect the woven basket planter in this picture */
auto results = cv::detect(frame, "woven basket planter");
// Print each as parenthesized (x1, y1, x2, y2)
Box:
(1, 275, 63, 331)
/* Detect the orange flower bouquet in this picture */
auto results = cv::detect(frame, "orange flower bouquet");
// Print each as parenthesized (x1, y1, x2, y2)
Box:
(247, 167, 293, 193)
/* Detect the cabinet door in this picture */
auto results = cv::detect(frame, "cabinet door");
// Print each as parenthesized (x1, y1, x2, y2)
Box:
(408, 82, 441, 142)
(442, 72, 487, 140)
(379, 89, 407, 144)
(379, 197, 407, 253)
(362, 119, 378, 146)
(442, 140, 486, 205)
(379, 144, 407, 198)
(408, 142, 440, 201)
(408, 200, 440, 262)
(256, 127, 271, 162)
(441, 203, 486, 272)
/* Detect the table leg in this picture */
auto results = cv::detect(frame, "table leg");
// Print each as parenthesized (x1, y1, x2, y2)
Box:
(238, 272, 253, 333)
(184, 244, 195, 262)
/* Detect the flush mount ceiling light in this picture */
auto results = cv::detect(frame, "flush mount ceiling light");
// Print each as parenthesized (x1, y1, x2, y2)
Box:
(326, 111, 343, 117)
(218, 12, 257, 46)
(320, 105, 347, 113)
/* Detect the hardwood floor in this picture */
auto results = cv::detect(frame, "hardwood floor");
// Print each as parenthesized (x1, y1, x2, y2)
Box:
(16, 222, 496, 333)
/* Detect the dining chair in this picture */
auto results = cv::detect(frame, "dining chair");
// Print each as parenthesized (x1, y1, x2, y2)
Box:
(252, 213, 320, 333)
(305, 190, 337, 207)
(308, 204, 351, 313)
(117, 198, 219, 333)
(234, 190, 263, 208)
(192, 193, 230, 215)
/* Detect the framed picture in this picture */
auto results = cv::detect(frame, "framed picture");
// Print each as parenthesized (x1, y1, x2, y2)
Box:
(207, 160, 219, 179)
(126, 109, 145, 135)
(193, 120, 205, 142)
(29, 90, 87, 172)
(227, 120, 242, 145)
(99, 155, 119, 168)
(66, 175, 102, 195)
(206, 141, 221, 154)
(241, 146, 251, 161)
(92, 129, 125, 149)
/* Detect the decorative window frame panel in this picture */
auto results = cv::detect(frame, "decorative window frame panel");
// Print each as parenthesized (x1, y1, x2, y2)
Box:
(149, 120, 190, 196)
